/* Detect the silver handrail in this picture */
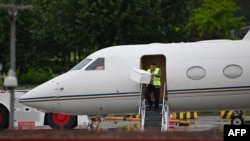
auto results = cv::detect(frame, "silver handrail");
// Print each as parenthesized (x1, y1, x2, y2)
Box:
(138, 84, 142, 115)
(140, 98, 145, 131)
(161, 81, 169, 131)
(139, 84, 145, 131)
(162, 82, 167, 113)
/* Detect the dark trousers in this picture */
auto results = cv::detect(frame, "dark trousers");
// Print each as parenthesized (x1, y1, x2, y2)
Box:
(145, 84, 160, 109)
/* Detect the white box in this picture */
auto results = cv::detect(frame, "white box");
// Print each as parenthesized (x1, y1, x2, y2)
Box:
(130, 68, 151, 84)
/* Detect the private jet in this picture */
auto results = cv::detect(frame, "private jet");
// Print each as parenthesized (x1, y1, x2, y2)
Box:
(19, 29, 250, 130)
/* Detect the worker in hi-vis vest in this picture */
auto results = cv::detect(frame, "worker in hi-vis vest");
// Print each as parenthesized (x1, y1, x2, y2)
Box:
(144, 62, 162, 112)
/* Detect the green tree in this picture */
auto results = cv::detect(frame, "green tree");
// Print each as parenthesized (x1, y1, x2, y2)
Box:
(28, 0, 81, 72)
(28, 0, 189, 73)
(1, 0, 191, 85)
(0, 0, 12, 73)
(186, 0, 245, 41)
(76, 0, 189, 54)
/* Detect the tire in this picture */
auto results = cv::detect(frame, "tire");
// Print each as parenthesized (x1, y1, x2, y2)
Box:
(46, 112, 77, 129)
(231, 115, 245, 125)
(0, 105, 9, 130)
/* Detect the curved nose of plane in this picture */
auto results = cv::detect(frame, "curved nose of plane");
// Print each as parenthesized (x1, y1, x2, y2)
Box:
(19, 80, 62, 111)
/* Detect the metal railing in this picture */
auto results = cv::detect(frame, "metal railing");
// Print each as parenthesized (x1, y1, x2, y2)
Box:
(161, 82, 169, 131)
(139, 82, 169, 131)
(139, 84, 146, 131)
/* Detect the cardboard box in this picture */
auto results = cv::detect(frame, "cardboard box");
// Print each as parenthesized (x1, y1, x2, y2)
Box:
(130, 68, 151, 84)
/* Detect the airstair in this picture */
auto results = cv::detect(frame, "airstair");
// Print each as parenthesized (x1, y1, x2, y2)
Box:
(139, 82, 170, 131)
(143, 100, 163, 131)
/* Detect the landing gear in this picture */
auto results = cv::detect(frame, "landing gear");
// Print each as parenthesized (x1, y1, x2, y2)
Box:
(231, 110, 245, 125)
(88, 116, 102, 130)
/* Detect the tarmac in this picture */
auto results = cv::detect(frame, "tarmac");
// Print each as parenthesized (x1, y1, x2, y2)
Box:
(0, 115, 249, 141)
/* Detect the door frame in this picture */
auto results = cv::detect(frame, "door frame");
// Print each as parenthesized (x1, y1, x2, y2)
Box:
(140, 54, 166, 99)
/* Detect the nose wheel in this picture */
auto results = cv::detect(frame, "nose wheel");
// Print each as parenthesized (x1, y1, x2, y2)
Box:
(88, 116, 103, 130)
(231, 110, 245, 125)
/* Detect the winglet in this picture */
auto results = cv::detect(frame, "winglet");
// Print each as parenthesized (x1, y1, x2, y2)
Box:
(243, 29, 250, 40)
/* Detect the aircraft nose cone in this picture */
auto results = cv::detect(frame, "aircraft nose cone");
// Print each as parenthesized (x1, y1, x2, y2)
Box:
(18, 89, 38, 107)
(19, 91, 33, 101)
(18, 79, 64, 112)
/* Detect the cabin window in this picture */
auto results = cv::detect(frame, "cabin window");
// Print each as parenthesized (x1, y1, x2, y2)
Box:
(186, 66, 206, 80)
(223, 64, 243, 79)
(70, 59, 92, 70)
(86, 58, 105, 70)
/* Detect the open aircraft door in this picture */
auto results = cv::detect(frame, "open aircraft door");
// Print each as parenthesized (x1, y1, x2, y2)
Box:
(140, 54, 166, 99)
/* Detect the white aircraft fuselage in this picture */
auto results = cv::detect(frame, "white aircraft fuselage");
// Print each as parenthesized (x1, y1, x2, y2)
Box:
(19, 30, 250, 116)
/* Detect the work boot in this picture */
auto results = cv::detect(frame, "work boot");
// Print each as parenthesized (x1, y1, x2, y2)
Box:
(146, 105, 152, 111)
(154, 108, 160, 112)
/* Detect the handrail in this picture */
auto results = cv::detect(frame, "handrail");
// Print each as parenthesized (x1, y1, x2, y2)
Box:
(161, 81, 169, 131)
(161, 103, 169, 131)
(139, 84, 145, 131)
(138, 84, 143, 115)
(140, 98, 145, 131)
(161, 82, 166, 130)
(162, 82, 167, 113)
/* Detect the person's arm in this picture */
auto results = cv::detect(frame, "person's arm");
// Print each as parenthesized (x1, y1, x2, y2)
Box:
(153, 69, 162, 77)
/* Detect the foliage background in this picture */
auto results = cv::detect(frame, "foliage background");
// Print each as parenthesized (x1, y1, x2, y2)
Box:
(0, 0, 249, 85)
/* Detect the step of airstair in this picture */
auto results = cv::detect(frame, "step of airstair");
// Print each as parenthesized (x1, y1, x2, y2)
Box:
(143, 103, 162, 131)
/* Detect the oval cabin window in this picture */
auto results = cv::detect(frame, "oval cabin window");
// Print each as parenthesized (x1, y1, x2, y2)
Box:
(187, 66, 206, 80)
(223, 64, 243, 79)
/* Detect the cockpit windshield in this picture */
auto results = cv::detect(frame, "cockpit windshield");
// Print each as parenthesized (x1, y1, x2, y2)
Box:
(70, 59, 92, 70)
(86, 58, 105, 70)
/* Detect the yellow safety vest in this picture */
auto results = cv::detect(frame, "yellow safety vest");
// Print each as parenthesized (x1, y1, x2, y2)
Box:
(147, 68, 161, 86)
